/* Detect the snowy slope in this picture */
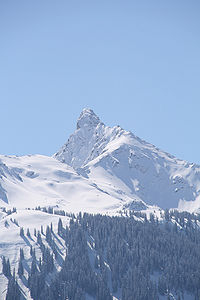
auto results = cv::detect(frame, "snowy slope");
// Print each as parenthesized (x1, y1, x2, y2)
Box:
(0, 208, 70, 299)
(54, 108, 200, 212)
(0, 155, 139, 213)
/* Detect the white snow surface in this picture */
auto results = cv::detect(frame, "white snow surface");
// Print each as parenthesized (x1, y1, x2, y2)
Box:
(0, 154, 133, 213)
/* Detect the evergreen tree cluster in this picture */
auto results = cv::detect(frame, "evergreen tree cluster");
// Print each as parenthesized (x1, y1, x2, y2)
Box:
(6, 275, 21, 300)
(40, 219, 112, 300)
(3, 210, 200, 299)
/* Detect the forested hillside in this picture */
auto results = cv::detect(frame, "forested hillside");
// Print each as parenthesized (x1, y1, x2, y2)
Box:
(4, 210, 200, 300)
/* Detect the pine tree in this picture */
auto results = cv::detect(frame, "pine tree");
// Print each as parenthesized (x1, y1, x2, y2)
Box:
(32, 248, 36, 260)
(2, 256, 7, 276)
(58, 218, 63, 236)
(2, 257, 11, 277)
(6, 276, 20, 300)
(46, 225, 52, 244)
(6, 259, 11, 277)
(27, 228, 31, 237)
(30, 259, 37, 276)
(20, 248, 24, 260)
(37, 231, 42, 245)
(18, 260, 24, 277)
(20, 227, 24, 237)
(39, 257, 42, 271)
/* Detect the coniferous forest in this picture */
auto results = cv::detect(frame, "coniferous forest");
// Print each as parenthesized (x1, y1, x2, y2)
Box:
(4, 210, 200, 300)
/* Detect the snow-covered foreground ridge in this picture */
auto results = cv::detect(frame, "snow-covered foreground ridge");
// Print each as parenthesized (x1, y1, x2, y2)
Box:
(1, 107, 200, 213)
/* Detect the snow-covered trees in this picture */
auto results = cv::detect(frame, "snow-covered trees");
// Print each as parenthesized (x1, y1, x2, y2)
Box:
(3, 210, 200, 299)
(6, 276, 20, 300)
(17, 260, 23, 277)
(2, 257, 11, 278)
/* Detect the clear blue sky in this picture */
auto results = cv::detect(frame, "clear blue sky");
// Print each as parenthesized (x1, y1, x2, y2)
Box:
(0, 0, 200, 163)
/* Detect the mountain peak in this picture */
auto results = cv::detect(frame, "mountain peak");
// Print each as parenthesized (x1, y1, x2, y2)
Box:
(77, 108, 102, 130)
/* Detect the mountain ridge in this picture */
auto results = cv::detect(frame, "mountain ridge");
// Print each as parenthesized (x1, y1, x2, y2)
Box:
(0, 108, 200, 213)
(54, 108, 200, 212)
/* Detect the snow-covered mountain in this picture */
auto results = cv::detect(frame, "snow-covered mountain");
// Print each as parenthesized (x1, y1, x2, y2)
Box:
(1, 108, 200, 213)
(1, 108, 200, 299)
(54, 108, 200, 212)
